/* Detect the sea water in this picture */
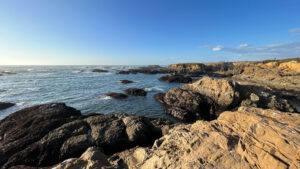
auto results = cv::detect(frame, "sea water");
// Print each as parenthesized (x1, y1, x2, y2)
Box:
(0, 65, 182, 120)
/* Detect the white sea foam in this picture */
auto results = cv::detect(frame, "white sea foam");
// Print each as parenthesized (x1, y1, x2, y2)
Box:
(17, 102, 26, 106)
(145, 87, 165, 92)
(99, 95, 112, 100)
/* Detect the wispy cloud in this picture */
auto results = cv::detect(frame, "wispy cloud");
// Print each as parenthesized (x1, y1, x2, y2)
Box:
(211, 41, 300, 58)
(212, 46, 223, 51)
(289, 28, 300, 37)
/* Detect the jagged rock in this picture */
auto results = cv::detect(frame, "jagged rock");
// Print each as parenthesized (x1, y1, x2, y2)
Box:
(182, 77, 240, 109)
(164, 88, 216, 121)
(53, 147, 113, 169)
(92, 69, 108, 73)
(105, 92, 128, 99)
(120, 80, 134, 84)
(124, 88, 147, 96)
(0, 102, 15, 110)
(153, 93, 166, 104)
(111, 107, 300, 169)
(158, 74, 192, 83)
(168, 63, 205, 74)
(0, 104, 167, 168)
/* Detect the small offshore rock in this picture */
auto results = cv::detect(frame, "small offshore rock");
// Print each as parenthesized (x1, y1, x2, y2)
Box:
(124, 88, 147, 96)
(105, 92, 128, 99)
(92, 69, 108, 73)
(0, 102, 15, 110)
(158, 74, 192, 83)
(120, 80, 134, 84)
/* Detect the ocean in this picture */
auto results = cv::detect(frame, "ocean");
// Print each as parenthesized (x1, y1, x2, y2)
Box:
(0, 66, 182, 120)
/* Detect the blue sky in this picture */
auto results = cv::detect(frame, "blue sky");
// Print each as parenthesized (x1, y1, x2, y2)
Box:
(0, 0, 299, 65)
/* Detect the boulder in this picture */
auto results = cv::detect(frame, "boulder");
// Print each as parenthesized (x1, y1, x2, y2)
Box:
(158, 74, 192, 83)
(120, 80, 134, 84)
(105, 92, 128, 99)
(0, 102, 15, 110)
(111, 107, 300, 169)
(92, 69, 108, 73)
(0, 104, 167, 168)
(124, 88, 147, 96)
(164, 88, 216, 121)
(182, 77, 240, 109)
(0, 103, 81, 168)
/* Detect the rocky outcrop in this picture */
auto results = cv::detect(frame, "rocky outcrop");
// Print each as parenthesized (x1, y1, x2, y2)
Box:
(124, 88, 147, 96)
(182, 77, 240, 109)
(164, 88, 216, 121)
(105, 92, 128, 99)
(162, 77, 297, 121)
(120, 80, 134, 84)
(117, 66, 171, 75)
(110, 107, 300, 169)
(0, 102, 15, 110)
(158, 74, 192, 83)
(168, 63, 205, 74)
(0, 104, 169, 168)
(92, 69, 108, 73)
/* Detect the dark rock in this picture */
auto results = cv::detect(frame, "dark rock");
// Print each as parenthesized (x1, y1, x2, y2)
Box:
(0, 104, 168, 168)
(117, 66, 172, 75)
(92, 69, 108, 73)
(0, 71, 16, 75)
(158, 74, 192, 83)
(124, 88, 147, 96)
(0, 102, 15, 110)
(0, 103, 81, 168)
(117, 71, 130, 74)
(105, 92, 128, 99)
(164, 88, 216, 121)
(153, 93, 166, 104)
(120, 80, 134, 84)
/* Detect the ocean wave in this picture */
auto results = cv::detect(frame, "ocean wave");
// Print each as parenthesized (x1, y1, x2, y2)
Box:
(144, 87, 165, 92)
(38, 73, 54, 76)
(27, 87, 41, 92)
(17, 102, 26, 106)
(72, 70, 84, 73)
(99, 95, 112, 100)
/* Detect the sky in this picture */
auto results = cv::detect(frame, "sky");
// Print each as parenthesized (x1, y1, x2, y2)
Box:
(0, 0, 300, 65)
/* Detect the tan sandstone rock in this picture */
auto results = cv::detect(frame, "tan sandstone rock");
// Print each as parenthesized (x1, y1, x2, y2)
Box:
(111, 107, 300, 169)
(182, 76, 240, 108)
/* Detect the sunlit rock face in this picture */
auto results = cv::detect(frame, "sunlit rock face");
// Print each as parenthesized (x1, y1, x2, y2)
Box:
(110, 106, 300, 169)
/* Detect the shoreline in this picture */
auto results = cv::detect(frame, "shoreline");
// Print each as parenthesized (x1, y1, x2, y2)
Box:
(0, 58, 300, 168)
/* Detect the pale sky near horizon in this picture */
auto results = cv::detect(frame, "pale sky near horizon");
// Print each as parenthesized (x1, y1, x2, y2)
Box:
(0, 0, 300, 65)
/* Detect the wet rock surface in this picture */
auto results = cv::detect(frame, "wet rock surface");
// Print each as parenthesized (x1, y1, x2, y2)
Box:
(124, 88, 147, 96)
(158, 74, 192, 83)
(120, 80, 134, 84)
(105, 92, 128, 99)
(92, 69, 109, 73)
(0, 103, 169, 168)
(0, 102, 15, 110)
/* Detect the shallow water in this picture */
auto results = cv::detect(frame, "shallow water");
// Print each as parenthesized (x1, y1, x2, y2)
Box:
(0, 66, 182, 120)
